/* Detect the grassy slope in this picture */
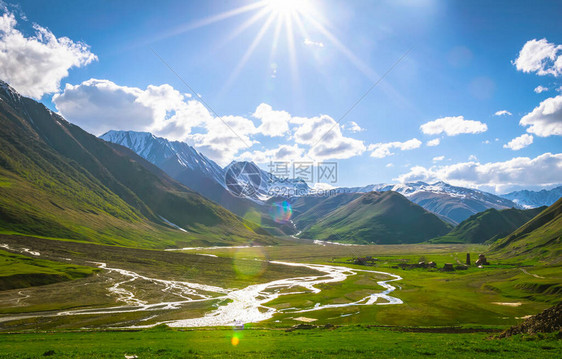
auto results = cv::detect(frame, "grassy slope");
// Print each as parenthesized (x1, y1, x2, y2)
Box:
(1, 328, 560, 359)
(0, 249, 97, 290)
(0, 83, 271, 248)
(431, 207, 546, 244)
(287, 193, 362, 230)
(491, 197, 562, 264)
(300, 191, 452, 244)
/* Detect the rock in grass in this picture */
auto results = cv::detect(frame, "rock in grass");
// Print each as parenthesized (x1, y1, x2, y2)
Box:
(497, 302, 562, 338)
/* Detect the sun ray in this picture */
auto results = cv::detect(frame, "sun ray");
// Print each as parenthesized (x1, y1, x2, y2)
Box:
(284, 13, 304, 107)
(209, 7, 272, 55)
(218, 12, 277, 97)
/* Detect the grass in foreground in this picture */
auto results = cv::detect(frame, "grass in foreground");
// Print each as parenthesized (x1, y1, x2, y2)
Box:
(0, 327, 560, 358)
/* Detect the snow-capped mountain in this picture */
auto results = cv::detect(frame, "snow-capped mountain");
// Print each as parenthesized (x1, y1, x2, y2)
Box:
(338, 181, 519, 224)
(101, 131, 310, 203)
(224, 161, 310, 201)
(101, 130, 225, 185)
(501, 186, 562, 209)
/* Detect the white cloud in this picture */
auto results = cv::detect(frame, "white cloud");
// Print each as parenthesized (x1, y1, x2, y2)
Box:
(368, 138, 422, 158)
(53, 78, 255, 165)
(513, 38, 562, 77)
(0, 10, 97, 98)
(503, 134, 533, 151)
(53, 79, 210, 138)
(252, 103, 291, 137)
(385, 163, 394, 168)
(483, 140, 491, 144)
(396, 153, 562, 191)
(53, 78, 366, 165)
(534, 85, 549, 93)
(468, 154, 478, 161)
(292, 115, 366, 160)
(344, 121, 364, 133)
(432, 156, 445, 162)
(187, 115, 258, 165)
(303, 38, 324, 48)
(519, 95, 562, 137)
(426, 138, 440, 146)
(420, 116, 487, 136)
(238, 144, 305, 164)
(494, 110, 512, 116)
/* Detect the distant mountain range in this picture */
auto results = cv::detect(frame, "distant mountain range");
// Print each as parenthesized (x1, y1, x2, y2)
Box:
(337, 182, 519, 224)
(0, 80, 270, 247)
(299, 191, 453, 244)
(500, 187, 562, 209)
(100, 130, 560, 227)
(430, 206, 546, 244)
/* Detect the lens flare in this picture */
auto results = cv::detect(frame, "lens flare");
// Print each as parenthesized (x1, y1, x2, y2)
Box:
(233, 247, 267, 278)
(231, 334, 240, 346)
(269, 201, 293, 223)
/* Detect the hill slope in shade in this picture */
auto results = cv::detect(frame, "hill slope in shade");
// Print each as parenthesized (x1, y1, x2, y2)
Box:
(430, 206, 546, 244)
(100, 131, 307, 235)
(339, 181, 518, 224)
(299, 191, 453, 244)
(490, 197, 562, 263)
(501, 186, 562, 208)
(0, 80, 269, 248)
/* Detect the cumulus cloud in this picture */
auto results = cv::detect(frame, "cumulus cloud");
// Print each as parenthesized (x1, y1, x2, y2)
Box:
(396, 152, 562, 191)
(420, 116, 487, 136)
(534, 85, 549, 93)
(188, 115, 258, 165)
(0, 10, 97, 98)
(344, 121, 365, 133)
(53, 78, 366, 165)
(238, 144, 305, 164)
(519, 95, 562, 137)
(53, 78, 256, 165)
(513, 38, 562, 77)
(494, 110, 512, 116)
(252, 103, 290, 137)
(53, 79, 210, 138)
(292, 115, 366, 160)
(503, 134, 533, 150)
(368, 138, 422, 158)
(426, 138, 440, 146)
(433, 155, 445, 162)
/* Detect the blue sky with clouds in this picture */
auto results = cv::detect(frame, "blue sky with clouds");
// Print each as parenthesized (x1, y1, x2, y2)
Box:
(1, 0, 561, 192)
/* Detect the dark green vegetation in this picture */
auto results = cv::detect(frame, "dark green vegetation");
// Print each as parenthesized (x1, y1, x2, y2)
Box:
(0, 81, 270, 248)
(0, 327, 560, 358)
(300, 191, 452, 244)
(284, 192, 361, 229)
(0, 249, 97, 290)
(431, 206, 546, 244)
(491, 197, 562, 264)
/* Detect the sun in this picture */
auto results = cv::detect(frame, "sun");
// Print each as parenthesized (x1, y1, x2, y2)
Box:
(265, 0, 312, 16)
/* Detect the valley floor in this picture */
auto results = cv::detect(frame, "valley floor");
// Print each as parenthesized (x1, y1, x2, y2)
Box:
(0, 234, 560, 358)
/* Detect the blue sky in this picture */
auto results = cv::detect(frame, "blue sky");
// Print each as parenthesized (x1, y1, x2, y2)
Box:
(1, 0, 561, 192)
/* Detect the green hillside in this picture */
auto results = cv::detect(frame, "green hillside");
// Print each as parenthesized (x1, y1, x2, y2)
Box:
(299, 191, 452, 244)
(430, 206, 545, 244)
(281, 193, 361, 230)
(490, 197, 562, 263)
(0, 81, 270, 248)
